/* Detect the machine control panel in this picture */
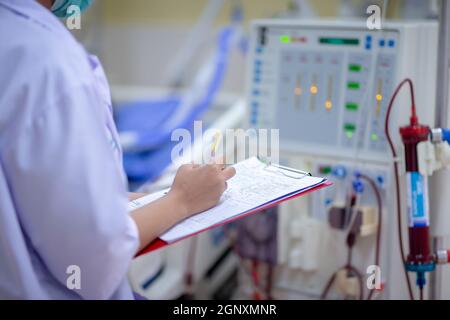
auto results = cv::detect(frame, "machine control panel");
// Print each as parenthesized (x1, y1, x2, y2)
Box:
(246, 22, 399, 158)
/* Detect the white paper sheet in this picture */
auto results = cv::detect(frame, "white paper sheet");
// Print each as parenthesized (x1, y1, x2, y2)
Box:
(128, 157, 325, 243)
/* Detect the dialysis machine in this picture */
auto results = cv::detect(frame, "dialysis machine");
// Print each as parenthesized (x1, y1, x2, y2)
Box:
(244, 19, 439, 299)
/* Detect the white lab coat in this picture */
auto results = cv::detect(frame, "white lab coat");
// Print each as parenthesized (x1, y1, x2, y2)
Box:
(0, 0, 139, 299)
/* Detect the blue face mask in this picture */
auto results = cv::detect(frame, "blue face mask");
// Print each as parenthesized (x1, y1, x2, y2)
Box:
(51, 0, 93, 18)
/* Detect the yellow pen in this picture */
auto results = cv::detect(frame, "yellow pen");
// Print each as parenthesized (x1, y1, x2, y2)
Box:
(210, 131, 222, 159)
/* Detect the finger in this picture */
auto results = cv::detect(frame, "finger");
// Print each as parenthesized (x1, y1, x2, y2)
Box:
(213, 163, 226, 171)
(213, 156, 225, 165)
(205, 156, 224, 165)
(179, 163, 193, 171)
(189, 160, 201, 168)
(221, 166, 236, 180)
(201, 163, 224, 171)
(219, 181, 227, 194)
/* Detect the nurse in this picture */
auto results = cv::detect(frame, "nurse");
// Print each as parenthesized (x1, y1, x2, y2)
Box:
(0, 0, 235, 299)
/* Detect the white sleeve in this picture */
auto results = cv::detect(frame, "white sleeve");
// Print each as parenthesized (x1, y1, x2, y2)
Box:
(3, 83, 139, 299)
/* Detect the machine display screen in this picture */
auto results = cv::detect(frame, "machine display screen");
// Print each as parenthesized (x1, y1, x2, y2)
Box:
(318, 37, 360, 46)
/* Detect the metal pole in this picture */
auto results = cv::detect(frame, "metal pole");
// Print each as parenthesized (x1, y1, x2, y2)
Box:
(431, 0, 450, 300)
(435, 0, 450, 126)
(163, 0, 225, 88)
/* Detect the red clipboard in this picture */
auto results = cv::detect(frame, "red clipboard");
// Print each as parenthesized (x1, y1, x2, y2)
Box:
(135, 180, 331, 257)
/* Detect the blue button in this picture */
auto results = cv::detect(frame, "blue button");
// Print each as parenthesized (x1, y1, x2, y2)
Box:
(254, 68, 261, 75)
(352, 179, 364, 193)
(254, 77, 261, 83)
(255, 60, 262, 66)
(365, 43, 372, 50)
(332, 165, 347, 179)
(366, 35, 372, 42)
(379, 39, 385, 47)
(377, 175, 384, 185)
(253, 89, 260, 96)
(388, 39, 395, 47)
(256, 47, 263, 54)
(252, 102, 259, 108)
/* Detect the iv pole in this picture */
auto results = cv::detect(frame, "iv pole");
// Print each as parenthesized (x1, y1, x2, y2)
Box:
(430, 0, 450, 300)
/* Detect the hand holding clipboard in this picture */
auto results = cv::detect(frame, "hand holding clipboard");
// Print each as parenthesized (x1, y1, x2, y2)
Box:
(130, 157, 330, 255)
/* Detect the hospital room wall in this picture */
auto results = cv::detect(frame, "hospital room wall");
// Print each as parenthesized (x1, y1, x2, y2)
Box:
(79, 0, 294, 92)
(73, 0, 365, 93)
(74, 0, 408, 93)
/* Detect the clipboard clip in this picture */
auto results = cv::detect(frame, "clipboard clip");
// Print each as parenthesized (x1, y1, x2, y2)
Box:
(257, 156, 312, 180)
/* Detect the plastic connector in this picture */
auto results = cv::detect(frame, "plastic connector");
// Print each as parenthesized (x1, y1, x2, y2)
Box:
(430, 128, 450, 144)
(435, 142, 450, 167)
(417, 139, 450, 176)
(335, 269, 360, 298)
(358, 206, 378, 236)
(287, 217, 322, 271)
(443, 129, 450, 144)
(418, 141, 438, 176)
(435, 250, 450, 265)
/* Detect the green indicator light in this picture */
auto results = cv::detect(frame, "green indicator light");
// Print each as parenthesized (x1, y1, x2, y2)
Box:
(319, 166, 332, 175)
(371, 133, 378, 141)
(345, 102, 359, 111)
(280, 35, 291, 43)
(349, 64, 362, 72)
(347, 82, 360, 90)
(319, 37, 359, 46)
(344, 123, 356, 139)
(344, 123, 356, 131)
